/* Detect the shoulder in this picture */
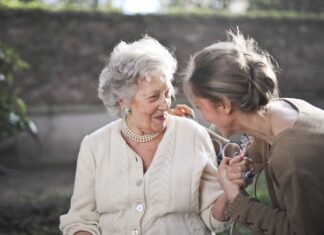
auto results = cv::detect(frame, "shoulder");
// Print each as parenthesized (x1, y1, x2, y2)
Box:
(84, 119, 122, 144)
(170, 115, 207, 135)
(281, 98, 324, 115)
(168, 115, 212, 152)
(169, 115, 214, 154)
(78, 119, 122, 162)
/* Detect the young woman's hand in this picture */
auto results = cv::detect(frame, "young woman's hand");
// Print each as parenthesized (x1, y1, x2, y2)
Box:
(169, 104, 195, 119)
(216, 157, 241, 203)
(226, 154, 254, 188)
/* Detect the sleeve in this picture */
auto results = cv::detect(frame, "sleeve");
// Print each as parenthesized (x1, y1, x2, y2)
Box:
(246, 137, 268, 172)
(227, 190, 290, 234)
(59, 136, 100, 235)
(196, 126, 231, 233)
(227, 143, 324, 235)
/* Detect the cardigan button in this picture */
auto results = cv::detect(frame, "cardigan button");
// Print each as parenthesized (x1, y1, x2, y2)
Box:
(131, 229, 139, 235)
(136, 203, 144, 212)
(136, 179, 143, 186)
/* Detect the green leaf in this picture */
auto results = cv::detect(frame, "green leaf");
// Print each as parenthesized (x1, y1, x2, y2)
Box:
(9, 111, 20, 125)
(15, 97, 27, 115)
(0, 40, 37, 144)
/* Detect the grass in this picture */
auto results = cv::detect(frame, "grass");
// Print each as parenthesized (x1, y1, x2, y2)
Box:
(0, 194, 70, 235)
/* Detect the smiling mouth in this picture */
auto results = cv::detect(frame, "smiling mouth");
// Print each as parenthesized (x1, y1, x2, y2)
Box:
(154, 114, 168, 121)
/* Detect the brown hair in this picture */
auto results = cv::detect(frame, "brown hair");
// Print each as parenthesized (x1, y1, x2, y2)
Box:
(184, 29, 279, 112)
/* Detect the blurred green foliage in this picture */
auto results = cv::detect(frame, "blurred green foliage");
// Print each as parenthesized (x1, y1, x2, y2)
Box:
(249, 0, 324, 13)
(0, 0, 113, 11)
(167, 0, 324, 13)
(219, 171, 271, 235)
(0, 41, 37, 144)
(1, 0, 323, 15)
(0, 0, 44, 9)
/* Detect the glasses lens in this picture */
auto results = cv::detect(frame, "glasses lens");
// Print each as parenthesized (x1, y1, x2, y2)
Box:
(222, 142, 242, 158)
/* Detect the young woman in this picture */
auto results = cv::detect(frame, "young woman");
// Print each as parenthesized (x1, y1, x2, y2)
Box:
(183, 29, 324, 235)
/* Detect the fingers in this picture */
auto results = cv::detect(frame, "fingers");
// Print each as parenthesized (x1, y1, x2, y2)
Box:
(227, 171, 243, 181)
(216, 157, 231, 178)
(228, 151, 251, 164)
(227, 171, 253, 188)
(225, 156, 255, 188)
(173, 104, 195, 118)
(216, 161, 242, 202)
(231, 179, 247, 188)
(220, 157, 231, 167)
(216, 158, 232, 181)
(228, 155, 244, 166)
(229, 156, 254, 172)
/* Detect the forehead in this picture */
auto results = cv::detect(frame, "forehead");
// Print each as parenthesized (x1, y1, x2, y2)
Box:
(136, 75, 171, 93)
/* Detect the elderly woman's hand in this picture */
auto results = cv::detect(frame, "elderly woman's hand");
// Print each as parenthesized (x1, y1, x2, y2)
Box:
(169, 104, 195, 119)
(216, 157, 241, 203)
(216, 153, 254, 202)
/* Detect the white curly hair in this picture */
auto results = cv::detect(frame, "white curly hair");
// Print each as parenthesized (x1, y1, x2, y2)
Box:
(98, 35, 177, 116)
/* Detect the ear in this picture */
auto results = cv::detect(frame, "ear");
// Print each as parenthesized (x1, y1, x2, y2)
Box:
(119, 99, 129, 109)
(222, 97, 233, 115)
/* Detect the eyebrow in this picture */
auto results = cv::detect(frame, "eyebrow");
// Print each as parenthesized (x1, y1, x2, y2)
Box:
(144, 85, 171, 98)
(144, 90, 159, 98)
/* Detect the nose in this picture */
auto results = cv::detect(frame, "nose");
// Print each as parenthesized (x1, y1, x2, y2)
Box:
(159, 96, 170, 111)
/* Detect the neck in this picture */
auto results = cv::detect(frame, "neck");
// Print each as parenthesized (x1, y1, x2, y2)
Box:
(125, 116, 149, 135)
(231, 100, 298, 145)
(235, 109, 275, 145)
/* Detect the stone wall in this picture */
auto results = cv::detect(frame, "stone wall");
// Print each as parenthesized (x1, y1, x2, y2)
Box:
(1, 10, 324, 166)
(1, 9, 324, 108)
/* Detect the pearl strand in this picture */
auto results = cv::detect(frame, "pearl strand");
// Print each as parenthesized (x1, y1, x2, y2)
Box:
(121, 119, 162, 143)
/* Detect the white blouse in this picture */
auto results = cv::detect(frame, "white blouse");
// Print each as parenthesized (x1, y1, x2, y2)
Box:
(60, 115, 229, 235)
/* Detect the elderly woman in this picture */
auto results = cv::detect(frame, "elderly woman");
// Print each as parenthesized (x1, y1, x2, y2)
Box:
(59, 36, 249, 235)
(183, 29, 324, 234)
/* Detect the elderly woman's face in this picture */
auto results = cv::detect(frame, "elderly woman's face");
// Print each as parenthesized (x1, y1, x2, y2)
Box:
(128, 75, 172, 133)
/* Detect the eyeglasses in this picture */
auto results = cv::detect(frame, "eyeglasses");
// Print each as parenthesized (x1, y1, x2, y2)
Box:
(184, 113, 254, 168)
(207, 128, 254, 165)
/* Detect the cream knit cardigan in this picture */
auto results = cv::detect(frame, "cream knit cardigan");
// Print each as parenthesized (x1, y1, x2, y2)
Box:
(60, 115, 229, 235)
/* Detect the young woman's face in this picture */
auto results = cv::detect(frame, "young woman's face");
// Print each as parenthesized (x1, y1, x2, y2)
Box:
(193, 96, 234, 137)
(126, 75, 172, 133)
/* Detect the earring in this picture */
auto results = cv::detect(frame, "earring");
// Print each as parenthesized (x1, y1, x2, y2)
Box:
(124, 107, 132, 116)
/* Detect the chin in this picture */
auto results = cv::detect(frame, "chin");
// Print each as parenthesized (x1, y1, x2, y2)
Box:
(219, 129, 231, 138)
(151, 115, 168, 131)
(153, 122, 166, 132)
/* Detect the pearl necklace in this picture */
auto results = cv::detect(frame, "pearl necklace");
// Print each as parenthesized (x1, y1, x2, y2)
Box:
(121, 119, 163, 143)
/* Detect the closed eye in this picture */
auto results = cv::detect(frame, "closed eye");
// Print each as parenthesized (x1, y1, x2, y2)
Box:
(148, 94, 159, 100)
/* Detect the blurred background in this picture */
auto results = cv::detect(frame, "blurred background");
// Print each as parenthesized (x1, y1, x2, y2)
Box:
(0, 0, 324, 234)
